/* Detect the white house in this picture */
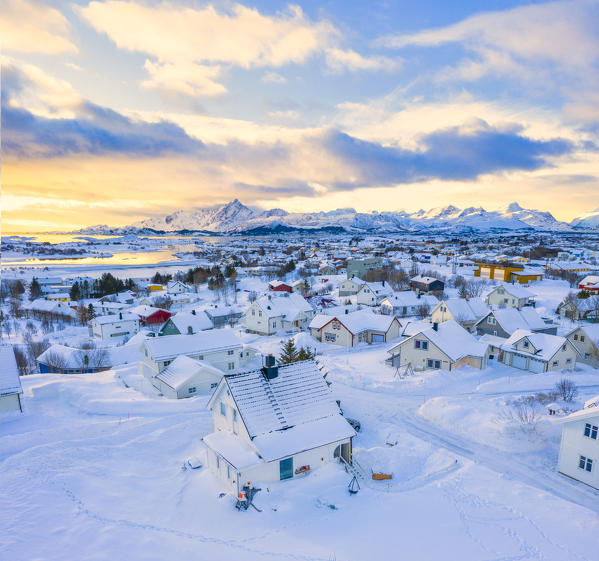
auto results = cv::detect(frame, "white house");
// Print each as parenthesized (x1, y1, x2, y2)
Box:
(338, 278, 366, 297)
(152, 355, 223, 398)
(356, 281, 394, 307)
(243, 293, 315, 335)
(499, 330, 579, 373)
(309, 310, 401, 347)
(139, 330, 247, 380)
(556, 397, 599, 490)
(203, 358, 356, 495)
(431, 298, 489, 331)
(24, 298, 76, 320)
(486, 284, 536, 310)
(89, 312, 140, 340)
(167, 280, 190, 295)
(380, 291, 438, 317)
(0, 345, 23, 413)
(387, 320, 489, 372)
(565, 325, 599, 368)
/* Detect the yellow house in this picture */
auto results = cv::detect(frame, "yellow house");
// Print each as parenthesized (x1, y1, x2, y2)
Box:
(474, 263, 542, 284)
(46, 293, 70, 302)
(512, 256, 529, 263)
(148, 284, 164, 292)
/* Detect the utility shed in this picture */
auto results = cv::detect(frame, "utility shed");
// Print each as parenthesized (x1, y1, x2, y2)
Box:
(203, 359, 356, 495)
(0, 345, 24, 413)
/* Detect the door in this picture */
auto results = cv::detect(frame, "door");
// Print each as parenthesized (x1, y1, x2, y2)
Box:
(280, 457, 293, 480)
(512, 354, 527, 370)
(529, 358, 545, 373)
(372, 334, 384, 343)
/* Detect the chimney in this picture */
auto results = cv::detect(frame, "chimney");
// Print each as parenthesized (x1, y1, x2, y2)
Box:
(119, 312, 122, 320)
(345, 309, 349, 315)
(382, 280, 385, 286)
(433, 322, 438, 331)
(262, 354, 278, 380)
(191, 309, 196, 315)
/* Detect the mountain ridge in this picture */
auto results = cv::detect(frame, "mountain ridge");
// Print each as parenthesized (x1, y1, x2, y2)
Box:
(77, 199, 596, 234)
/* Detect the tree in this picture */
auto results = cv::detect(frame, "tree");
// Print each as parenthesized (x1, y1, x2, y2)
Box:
(297, 346, 315, 361)
(279, 338, 299, 365)
(87, 303, 96, 320)
(9, 298, 22, 319)
(555, 378, 578, 402)
(224, 264, 237, 278)
(70, 281, 81, 301)
(77, 304, 91, 325)
(458, 284, 469, 299)
(9, 280, 25, 298)
(23, 334, 49, 367)
(13, 347, 30, 375)
(29, 278, 42, 301)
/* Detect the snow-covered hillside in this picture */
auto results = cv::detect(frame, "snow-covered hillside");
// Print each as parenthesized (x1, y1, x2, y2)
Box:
(571, 207, 599, 229)
(80, 199, 577, 234)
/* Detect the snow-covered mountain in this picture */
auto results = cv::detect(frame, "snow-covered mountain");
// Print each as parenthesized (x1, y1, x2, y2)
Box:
(80, 200, 577, 234)
(571, 208, 599, 229)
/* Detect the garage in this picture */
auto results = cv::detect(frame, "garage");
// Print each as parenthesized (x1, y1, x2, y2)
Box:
(371, 334, 385, 343)
(529, 358, 545, 373)
(511, 353, 528, 370)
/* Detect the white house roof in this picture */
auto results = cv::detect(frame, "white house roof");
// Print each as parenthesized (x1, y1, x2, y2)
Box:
(144, 330, 242, 361)
(155, 356, 221, 390)
(381, 291, 438, 308)
(389, 320, 488, 362)
(0, 345, 22, 396)
(309, 310, 398, 335)
(360, 282, 393, 296)
(129, 305, 164, 318)
(489, 284, 535, 299)
(440, 298, 489, 322)
(411, 275, 442, 284)
(204, 304, 243, 318)
(202, 430, 262, 470)
(92, 313, 139, 325)
(167, 311, 213, 333)
(24, 298, 76, 317)
(167, 280, 189, 289)
(220, 360, 351, 441)
(255, 293, 313, 320)
(500, 330, 570, 361)
(37, 342, 141, 369)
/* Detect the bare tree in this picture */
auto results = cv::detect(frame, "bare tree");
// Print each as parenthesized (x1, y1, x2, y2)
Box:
(42, 350, 69, 372)
(13, 347, 31, 375)
(416, 304, 431, 319)
(555, 378, 578, 402)
(23, 334, 49, 366)
(499, 399, 542, 433)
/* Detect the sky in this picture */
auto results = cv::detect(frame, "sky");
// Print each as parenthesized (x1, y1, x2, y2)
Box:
(2, 0, 599, 232)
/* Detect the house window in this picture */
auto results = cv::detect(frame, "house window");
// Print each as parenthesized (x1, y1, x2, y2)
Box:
(581, 336, 585, 342)
(198, 355, 204, 360)
(252, 310, 255, 316)
(210, 382, 218, 389)
(566, 358, 572, 364)
(227, 350, 234, 355)
(163, 360, 172, 367)
(233, 409, 238, 422)
(272, 322, 276, 328)
(227, 464, 231, 479)
(216, 456, 220, 469)
(584, 423, 598, 439)
(523, 341, 529, 348)
(552, 361, 558, 366)
(422, 341, 428, 350)
(574, 334, 578, 340)
(415, 340, 421, 349)
(562, 344, 567, 351)
(259, 311, 262, 317)
(579, 455, 593, 472)
(228, 362, 235, 370)
(427, 359, 441, 368)
(188, 387, 196, 394)
(325, 332, 336, 342)
(220, 402, 226, 416)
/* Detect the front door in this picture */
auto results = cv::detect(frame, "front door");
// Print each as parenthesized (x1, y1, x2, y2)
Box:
(280, 457, 293, 480)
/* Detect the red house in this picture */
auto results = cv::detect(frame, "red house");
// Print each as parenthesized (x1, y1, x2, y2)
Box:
(129, 305, 172, 325)
(579, 275, 599, 292)
(268, 280, 292, 293)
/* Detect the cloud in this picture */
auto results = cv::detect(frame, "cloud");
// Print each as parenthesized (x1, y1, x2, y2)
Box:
(323, 122, 574, 189)
(77, 1, 394, 96)
(377, 0, 599, 81)
(325, 48, 400, 72)
(0, 0, 77, 54)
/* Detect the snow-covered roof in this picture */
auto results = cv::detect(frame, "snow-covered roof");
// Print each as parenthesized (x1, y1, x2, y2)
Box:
(500, 330, 570, 361)
(129, 305, 165, 317)
(254, 293, 313, 320)
(204, 304, 243, 318)
(143, 330, 242, 361)
(220, 360, 352, 442)
(381, 291, 438, 308)
(92, 313, 139, 325)
(167, 280, 189, 289)
(481, 307, 547, 334)
(440, 298, 489, 322)
(360, 282, 393, 296)
(411, 275, 443, 284)
(309, 310, 398, 335)
(488, 284, 535, 299)
(479, 333, 508, 348)
(167, 311, 213, 333)
(24, 298, 76, 317)
(155, 356, 221, 390)
(0, 345, 22, 396)
(389, 320, 488, 361)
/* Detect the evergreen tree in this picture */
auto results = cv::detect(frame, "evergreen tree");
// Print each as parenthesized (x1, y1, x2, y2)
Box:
(279, 338, 299, 365)
(29, 277, 42, 301)
(87, 303, 96, 320)
(297, 346, 315, 361)
(224, 264, 237, 278)
(70, 281, 81, 301)
(458, 284, 469, 299)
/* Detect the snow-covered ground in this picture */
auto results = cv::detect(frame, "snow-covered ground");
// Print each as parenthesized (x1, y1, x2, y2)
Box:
(2, 343, 599, 560)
